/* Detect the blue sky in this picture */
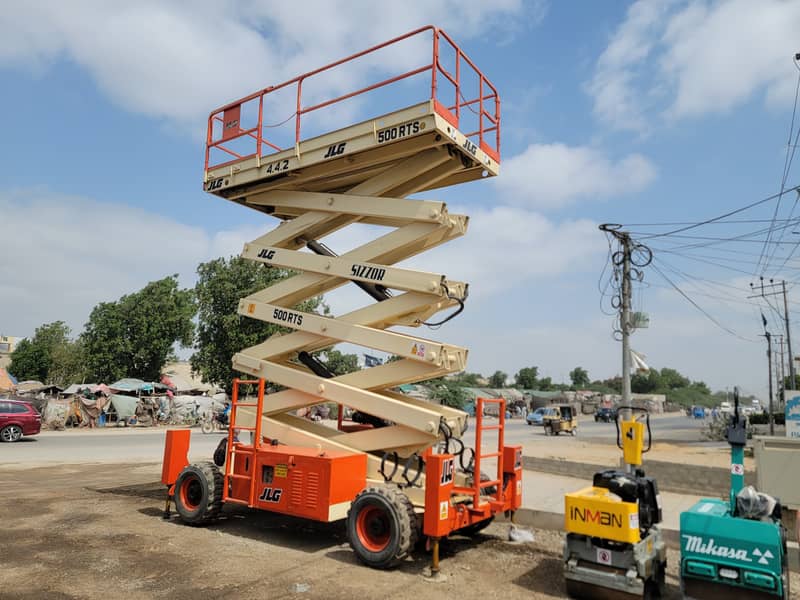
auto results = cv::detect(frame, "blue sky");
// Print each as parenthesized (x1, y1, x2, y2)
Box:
(2, 1, 800, 397)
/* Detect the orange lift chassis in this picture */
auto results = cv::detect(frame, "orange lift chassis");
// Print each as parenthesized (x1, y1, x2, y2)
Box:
(161, 26, 522, 570)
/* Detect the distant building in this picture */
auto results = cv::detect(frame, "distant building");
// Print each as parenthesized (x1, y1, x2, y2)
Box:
(0, 335, 18, 369)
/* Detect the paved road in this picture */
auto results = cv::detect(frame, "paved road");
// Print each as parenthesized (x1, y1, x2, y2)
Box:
(2, 426, 225, 466)
(476, 413, 708, 447)
(3, 413, 708, 466)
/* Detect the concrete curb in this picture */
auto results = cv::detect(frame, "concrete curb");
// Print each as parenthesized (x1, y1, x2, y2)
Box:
(504, 507, 800, 573)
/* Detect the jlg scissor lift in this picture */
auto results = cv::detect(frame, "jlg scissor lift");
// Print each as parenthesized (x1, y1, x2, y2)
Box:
(161, 26, 522, 570)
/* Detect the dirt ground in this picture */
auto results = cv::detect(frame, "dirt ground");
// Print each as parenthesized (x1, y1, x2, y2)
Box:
(2, 463, 797, 599)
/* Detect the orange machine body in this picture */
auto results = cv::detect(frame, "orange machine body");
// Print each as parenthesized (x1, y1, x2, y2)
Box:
(161, 429, 191, 492)
(423, 444, 523, 538)
(228, 444, 367, 522)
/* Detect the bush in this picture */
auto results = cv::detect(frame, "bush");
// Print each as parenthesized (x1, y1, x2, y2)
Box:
(748, 412, 785, 425)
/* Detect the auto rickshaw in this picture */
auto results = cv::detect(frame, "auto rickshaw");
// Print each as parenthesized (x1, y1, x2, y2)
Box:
(541, 404, 578, 436)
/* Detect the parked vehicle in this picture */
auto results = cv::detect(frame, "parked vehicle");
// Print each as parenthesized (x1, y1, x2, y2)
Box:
(526, 407, 546, 426)
(542, 404, 578, 436)
(0, 399, 42, 442)
(594, 406, 617, 422)
(692, 406, 705, 419)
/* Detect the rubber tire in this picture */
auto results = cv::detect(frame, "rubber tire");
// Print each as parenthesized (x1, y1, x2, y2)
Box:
(347, 486, 417, 569)
(0, 424, 23, 442)
(173, 462, 223, 525)
(455, 515, 494, 536)
(200, 419, 213, 434)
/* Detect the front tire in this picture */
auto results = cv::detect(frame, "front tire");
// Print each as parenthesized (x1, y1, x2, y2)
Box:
(347, 486, 417, 569)
(0, 424, 23, 442)
(173, 462, 223, 525)
(200, 419, 213, 434)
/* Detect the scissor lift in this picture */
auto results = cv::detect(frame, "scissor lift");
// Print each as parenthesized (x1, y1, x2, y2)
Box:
(163, 26, 521, 569)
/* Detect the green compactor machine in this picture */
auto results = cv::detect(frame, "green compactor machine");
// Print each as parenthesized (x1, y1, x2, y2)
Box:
(679, 388, 789, 599)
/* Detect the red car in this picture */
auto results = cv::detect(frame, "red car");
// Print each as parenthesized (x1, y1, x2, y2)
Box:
(0, 399, 42, 442)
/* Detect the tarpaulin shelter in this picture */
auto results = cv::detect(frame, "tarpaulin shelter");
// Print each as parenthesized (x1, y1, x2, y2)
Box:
(0, 367, 17, 393)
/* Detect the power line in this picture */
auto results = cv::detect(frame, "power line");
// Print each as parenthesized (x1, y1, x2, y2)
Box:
(634, 186, 800, 241)
(649, 259, 757, 342)
(758, 59, 800, 275)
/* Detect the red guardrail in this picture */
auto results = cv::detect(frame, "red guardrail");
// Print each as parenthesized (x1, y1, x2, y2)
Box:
(205, 26, 500, 172)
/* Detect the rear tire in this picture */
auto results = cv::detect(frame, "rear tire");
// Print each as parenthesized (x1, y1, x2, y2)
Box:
(347, 486, 417, 569)
(173, 462, 223, 525)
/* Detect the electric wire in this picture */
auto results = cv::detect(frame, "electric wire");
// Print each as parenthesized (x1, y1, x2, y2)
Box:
(762, 55, 800, 275)
(649, 259, 757, 343)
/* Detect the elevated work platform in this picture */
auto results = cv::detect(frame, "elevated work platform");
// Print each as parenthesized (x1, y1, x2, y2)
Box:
(207, 26, 502, 505)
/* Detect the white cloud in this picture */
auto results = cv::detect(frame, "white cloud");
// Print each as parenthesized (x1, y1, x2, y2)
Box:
(495, 143, 657, 209)
(589, 0, 800, 131)
(0, 0, 539, 132)
(0, 189, 257, 339)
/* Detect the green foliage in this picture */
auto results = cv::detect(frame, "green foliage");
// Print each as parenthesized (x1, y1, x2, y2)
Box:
(191, 257, 322, 390)
(588, 377, 622, 394)
(664, 386, 713, 407)
(514, 366, 538, 389)
(428, 379, 468, 409)
(488, 370, 507, 388)
(450, 372, 483, 386)
(784, 374, 800, 390)
(9, 321, 85, 385)
(317, 349, 359, 376)
(538, 376, 553, 390)
(749, 412, 785, 425)
(82, 276, 195, 382)
(569, 366, 590, 387)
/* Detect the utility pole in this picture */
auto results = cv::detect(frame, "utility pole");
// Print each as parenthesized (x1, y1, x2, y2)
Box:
(621, 232, 632, 409)
(782, 280, 796, 390)
(758, 311, 775, 435)
(749, 277, 796, 395)
(767, 331, 774, 436)
(777, 335, 786, 410)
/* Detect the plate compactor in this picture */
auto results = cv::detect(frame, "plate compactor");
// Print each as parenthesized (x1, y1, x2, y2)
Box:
(563, 407, 666, 599)
(679, 388, 789, 599)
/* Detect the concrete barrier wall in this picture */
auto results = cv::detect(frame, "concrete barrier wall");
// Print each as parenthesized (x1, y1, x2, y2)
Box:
(522, 455, 756, 496)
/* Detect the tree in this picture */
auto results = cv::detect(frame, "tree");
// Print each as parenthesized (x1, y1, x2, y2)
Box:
(488, 370, 507, 388)
(318, 349, 359, 376)
(8, 321, 84, 385)
(451, 372, 483, 386)
(428, 379, 468, 409)
(538, 376, 553, 391)
(514, 366, 538, 389)
(569, 366, 590, 388)
(82, 276, 195, 382)
(659, 367, 690, 390)
(191, 257, 322, 390)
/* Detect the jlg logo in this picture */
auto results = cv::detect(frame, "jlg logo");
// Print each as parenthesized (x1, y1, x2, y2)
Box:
(323, 142, 346, 158)
(257, 248, 275, 260)
(259, 487, 283, 503)
(206, 179, 224, 191)
(441, 458, 455, 485)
